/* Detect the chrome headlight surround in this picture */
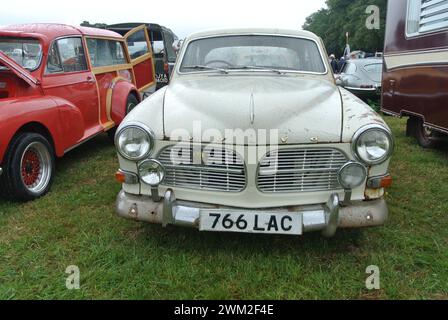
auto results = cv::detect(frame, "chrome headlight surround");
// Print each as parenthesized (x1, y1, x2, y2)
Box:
(338, 161, 367, 190)
(115, 122, 155, 161)
(138, 159, 166, 187)
(352, 124, 394, 166)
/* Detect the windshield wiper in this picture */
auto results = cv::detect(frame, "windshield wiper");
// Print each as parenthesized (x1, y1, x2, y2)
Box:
(229, 65, 285, 75)
(183, 65, 228, 74)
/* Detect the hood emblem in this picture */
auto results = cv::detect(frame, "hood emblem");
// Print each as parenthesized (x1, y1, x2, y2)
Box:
(250, 93, 255, 125)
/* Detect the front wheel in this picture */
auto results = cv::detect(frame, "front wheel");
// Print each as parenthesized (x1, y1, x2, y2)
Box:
(0, 133, 55, 201)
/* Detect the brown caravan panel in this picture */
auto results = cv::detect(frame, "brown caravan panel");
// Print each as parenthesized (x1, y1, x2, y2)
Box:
(382, 0, 448, 147)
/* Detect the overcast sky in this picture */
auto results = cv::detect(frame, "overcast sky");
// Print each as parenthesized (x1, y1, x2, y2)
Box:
(0, 0, 327, 38)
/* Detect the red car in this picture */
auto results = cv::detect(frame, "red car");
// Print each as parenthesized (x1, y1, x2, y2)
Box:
(0, 24, 156, 201)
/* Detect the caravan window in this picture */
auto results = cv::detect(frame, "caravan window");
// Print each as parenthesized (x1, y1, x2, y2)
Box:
(407, 0, 448, 36)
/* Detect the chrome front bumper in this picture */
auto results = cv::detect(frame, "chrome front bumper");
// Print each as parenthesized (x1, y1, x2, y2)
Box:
(116, 189, 388, 237)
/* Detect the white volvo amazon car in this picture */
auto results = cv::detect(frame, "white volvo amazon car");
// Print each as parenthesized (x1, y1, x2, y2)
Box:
(114, 28, 394, 237)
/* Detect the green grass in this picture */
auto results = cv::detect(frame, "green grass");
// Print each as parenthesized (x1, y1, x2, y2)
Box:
(0, 117, 447, 300)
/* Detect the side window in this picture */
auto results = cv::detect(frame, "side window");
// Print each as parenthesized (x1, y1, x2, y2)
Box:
(46, 38, 87, 74)
(163, 31, 177, 62)
(86, 39, 127, 68)
(46, 42, 63, 73)
(126, 30, 150, 60)
(57, 38, 87, 73)
(407, 0, 448, 36)
(153, 40, 165, 57)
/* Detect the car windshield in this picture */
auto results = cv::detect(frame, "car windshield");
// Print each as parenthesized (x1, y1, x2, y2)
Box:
(180, 35, 326, 74)
(0, 38, 42, 71)
(363, 63, 382, 82)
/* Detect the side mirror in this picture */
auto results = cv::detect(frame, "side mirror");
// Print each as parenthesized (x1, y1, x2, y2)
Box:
(335, 78, 344, 86)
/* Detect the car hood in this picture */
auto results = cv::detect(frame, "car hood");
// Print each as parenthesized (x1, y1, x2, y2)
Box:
(163, 75, 342, 145)
(0, 51, 39, 87)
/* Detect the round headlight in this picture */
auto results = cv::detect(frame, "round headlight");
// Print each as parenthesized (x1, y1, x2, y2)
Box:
(138, 159, 165, 187)
(353, 125, 393, 165)
(116, 125, 153, 161)
(338, 162, 367, 190)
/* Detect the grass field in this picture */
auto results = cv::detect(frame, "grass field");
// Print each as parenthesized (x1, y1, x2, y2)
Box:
(0, 117, 447, 300)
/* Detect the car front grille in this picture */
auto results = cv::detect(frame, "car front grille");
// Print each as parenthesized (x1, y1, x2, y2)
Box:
(158, 145, 246, 192)
(158, 145, 348, 194)
(257, 148, 348, 193)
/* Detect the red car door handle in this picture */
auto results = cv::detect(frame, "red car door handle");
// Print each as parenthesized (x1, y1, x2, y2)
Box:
(87, 76, 95, 84)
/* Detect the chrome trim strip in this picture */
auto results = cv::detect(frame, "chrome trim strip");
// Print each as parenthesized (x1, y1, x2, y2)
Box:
(345, 86, 377, 92)
(384, 49, 448, 70)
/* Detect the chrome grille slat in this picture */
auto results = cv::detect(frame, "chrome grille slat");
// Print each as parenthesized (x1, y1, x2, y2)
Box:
(257, 148, 347, 193)
(158, 145, 246, 192)
(164, 165, 243, 175)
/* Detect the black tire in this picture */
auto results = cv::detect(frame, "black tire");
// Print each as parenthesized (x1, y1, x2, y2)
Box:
(108, 94, 140, 142)
(0, 133, 55, 201)
(411, 117, 438, 149)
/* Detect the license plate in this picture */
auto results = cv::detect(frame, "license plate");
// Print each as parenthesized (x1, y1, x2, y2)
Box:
(200, 210, 303, 235)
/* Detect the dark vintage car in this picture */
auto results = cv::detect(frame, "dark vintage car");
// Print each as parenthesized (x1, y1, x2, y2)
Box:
(107, 23, 178, 90)
(382, 0, 448, 148)
(336, 58, 382, 101)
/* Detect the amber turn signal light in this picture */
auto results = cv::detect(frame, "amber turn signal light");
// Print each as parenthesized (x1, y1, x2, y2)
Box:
(367, 174, 393, 189)
(115, 171, 126, 184)
(380, 175, 393, 188)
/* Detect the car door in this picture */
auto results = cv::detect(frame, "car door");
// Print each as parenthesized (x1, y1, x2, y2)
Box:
(124, 25, 156, 96)
(42, 37, 100, 139)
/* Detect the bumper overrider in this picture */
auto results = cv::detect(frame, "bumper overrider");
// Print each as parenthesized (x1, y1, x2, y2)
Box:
(116, 189, 388, 237)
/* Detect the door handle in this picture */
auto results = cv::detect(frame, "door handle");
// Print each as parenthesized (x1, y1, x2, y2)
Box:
(389, 80, 396, 95)
(87, 76, 96, 84)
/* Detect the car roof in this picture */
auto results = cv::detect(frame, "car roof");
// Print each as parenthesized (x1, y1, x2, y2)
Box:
(107, 23, 178, 41)
(108, 22, 164, 33)
(186, 28, 322, 41)
(348, 58, 383, 65)
(0, 23, 123, 41)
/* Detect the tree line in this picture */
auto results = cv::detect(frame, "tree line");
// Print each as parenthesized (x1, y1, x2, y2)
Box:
(303, 0, 387, 58)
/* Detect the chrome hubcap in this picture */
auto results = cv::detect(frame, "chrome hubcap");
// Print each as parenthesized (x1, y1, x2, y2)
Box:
(423, 126, 433, 137)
